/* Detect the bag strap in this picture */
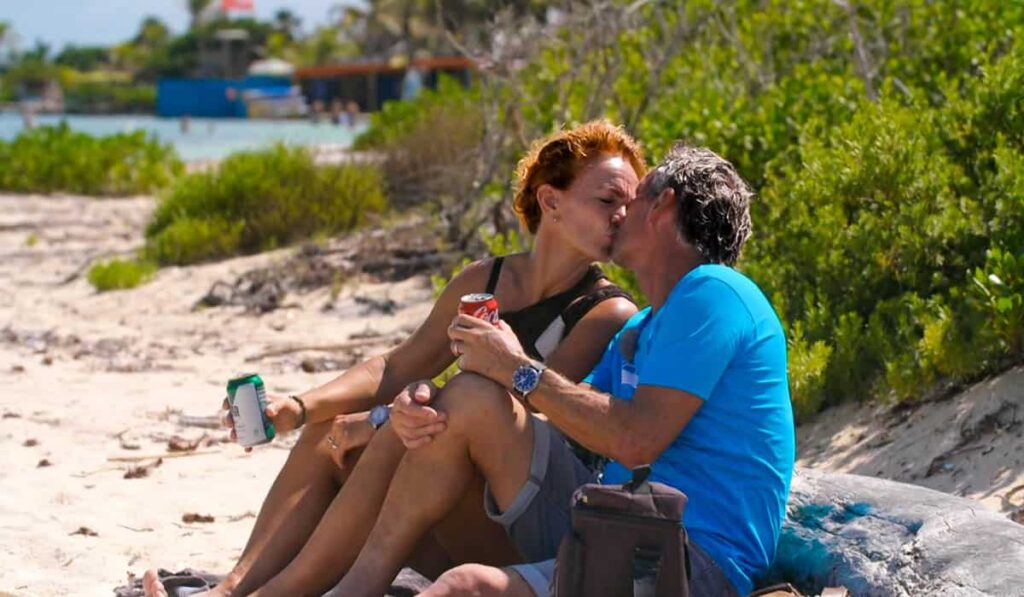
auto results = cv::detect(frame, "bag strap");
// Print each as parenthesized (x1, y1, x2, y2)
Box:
(485, 256, 504, 294)
(625, 465, 653, 494)
(632, 546, 662, 597)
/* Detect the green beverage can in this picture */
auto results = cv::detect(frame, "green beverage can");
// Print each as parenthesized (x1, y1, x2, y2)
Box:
(226, 373, 276, 447)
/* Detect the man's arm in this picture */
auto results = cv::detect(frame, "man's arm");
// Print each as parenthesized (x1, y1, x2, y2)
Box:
(521, 362, 702, 468)
(449, 314, 703, 468)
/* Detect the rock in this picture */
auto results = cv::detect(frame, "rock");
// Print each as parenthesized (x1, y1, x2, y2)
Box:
(766, 468, 1024, 596)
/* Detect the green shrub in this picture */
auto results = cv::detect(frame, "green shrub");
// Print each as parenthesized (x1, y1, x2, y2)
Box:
(971, 248, 1024, 359)
(545, 2, 1024, 413)
(353, 77, 482, 209)
(143, 218, 244, 265)
(0, 123, 181, 195)
(362, 0, 1024, 415)
(145, 144, 387, 265)
(787, 323, 832, 421)
(87, 258, 157, 291)
(65, 82, 157, 113)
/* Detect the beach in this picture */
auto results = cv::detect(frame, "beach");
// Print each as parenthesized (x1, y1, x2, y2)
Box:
(1, 192, 1022, 596)
(0, 193, 431, 595)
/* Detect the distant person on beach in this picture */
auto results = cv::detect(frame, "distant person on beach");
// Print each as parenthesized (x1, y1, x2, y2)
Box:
(330, 98, 343, 126)
(331, 145, 795, 597)
(19, 103, 34, 130)
(143, 121, 645, 597)
(345, 100, 360, 128)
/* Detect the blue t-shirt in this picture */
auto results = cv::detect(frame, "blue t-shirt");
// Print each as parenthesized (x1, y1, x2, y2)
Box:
(584, 264, 795, 595)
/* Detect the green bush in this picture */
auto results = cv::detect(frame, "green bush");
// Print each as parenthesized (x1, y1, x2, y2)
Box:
(353, 77, 482, 209)
(444, 1, 1024, 414)
(87, 258, 157, 291)
(0, 123, 182, 196)
(144, 144, 387, 265)
(65, 82, 157, 113)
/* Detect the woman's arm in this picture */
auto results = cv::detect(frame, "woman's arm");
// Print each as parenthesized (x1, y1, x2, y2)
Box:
(535, 296, 638, 383)
(294, 259, 494, 425)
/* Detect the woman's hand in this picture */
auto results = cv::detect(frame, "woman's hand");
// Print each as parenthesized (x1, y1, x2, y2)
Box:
(448, 314, 528, 381)
(390, 381, 447, 449)
(221, 393, 304, 452)
(324, 412, 374, 470)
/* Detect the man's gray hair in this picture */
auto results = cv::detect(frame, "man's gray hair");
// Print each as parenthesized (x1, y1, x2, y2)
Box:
(647, 143, 753, 266)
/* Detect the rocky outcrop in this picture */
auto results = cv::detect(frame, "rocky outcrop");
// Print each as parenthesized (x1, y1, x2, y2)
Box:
(768, 468, 1024, 596)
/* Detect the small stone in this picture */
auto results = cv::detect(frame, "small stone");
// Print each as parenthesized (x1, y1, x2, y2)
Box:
(69, 526, 98, 537)
(181, 512, 215, 524)
(41, 356, 53, 366)
(23, 438, 38, 447)
(37, 458, 52, 467)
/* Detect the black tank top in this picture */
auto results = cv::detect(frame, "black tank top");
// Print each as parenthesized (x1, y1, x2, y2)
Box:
(485, 256, 634, 362)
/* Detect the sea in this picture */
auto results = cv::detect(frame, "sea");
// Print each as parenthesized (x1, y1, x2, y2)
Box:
(0, 112, 366, 162)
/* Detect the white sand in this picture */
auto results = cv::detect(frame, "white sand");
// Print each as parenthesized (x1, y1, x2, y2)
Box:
(0, 194, 432, 595)
(1, 193, 1021, 596)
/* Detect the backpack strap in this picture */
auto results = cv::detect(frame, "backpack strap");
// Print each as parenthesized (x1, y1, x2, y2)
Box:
(561, 285, 633, 333)
(485, 256, 504, 295)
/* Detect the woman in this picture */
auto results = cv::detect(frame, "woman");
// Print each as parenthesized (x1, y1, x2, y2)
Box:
(144, 120, 645, 597)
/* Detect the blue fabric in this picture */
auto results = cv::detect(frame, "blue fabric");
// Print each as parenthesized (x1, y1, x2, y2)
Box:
(583, 264, 795, 595)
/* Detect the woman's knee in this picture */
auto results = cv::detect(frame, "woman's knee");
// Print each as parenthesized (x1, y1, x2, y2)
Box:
(435, 373, 517, 430)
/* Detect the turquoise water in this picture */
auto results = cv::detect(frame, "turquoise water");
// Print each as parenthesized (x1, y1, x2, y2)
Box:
(0, 112, 365, 162)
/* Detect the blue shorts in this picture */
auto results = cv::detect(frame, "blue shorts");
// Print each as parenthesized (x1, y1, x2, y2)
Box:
(483, 416, 738, 597)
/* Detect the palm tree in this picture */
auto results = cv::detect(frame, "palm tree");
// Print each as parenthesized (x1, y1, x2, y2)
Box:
(273, 9, 302, 40)
(187, 0, 215, 29)
(0, 21, 14, 68)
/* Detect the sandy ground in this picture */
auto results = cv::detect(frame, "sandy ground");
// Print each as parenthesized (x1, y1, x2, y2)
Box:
(1, 193, 1022, 596)
(797, 368, 1024, 517)
(0, 194, 432, 596)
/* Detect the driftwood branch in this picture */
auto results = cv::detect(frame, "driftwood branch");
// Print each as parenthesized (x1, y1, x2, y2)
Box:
(107, 450, 222, 462)
(244, 334, 403, 362)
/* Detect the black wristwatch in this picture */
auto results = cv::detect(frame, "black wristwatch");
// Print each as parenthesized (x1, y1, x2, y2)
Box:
(369, 404, 391, 430)
(512, 362, 547, 403)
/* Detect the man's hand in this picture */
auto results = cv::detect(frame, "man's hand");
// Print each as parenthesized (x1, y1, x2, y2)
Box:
(221, 393, 303, 453)
(325, 412, 373, 470)
(448, 314, 528, 383)
(390, 381, 447, 449)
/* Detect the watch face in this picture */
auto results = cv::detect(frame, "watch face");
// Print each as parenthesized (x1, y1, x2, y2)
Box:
(513, 365, 541, 394)
(370, 405, 390, 428)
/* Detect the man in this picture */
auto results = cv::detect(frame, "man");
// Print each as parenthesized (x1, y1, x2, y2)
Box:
(333, 144, 795, 597)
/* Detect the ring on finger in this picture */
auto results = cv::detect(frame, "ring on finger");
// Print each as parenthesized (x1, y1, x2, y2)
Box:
(326, 435, 338, 449)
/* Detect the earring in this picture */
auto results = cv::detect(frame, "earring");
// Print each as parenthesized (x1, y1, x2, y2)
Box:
(553, 214, 561, 223)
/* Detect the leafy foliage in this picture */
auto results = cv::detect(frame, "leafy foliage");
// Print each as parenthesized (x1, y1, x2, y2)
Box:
(144, 145, 387, 265)
(0, 124, 182, 196)
(354, 77, 484, 212)
(364, 0, 1024, 415)
(87, 258, 157, 291)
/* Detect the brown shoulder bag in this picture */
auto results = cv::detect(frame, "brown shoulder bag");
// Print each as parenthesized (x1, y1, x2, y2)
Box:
(552, 466, 690, 597)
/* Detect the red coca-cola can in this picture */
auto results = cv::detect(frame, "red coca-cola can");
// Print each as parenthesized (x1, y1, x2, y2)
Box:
(459, 293, 500, 324)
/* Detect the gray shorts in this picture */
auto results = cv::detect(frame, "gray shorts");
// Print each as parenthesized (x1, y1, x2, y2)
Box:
(483, 416, 738, 597)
